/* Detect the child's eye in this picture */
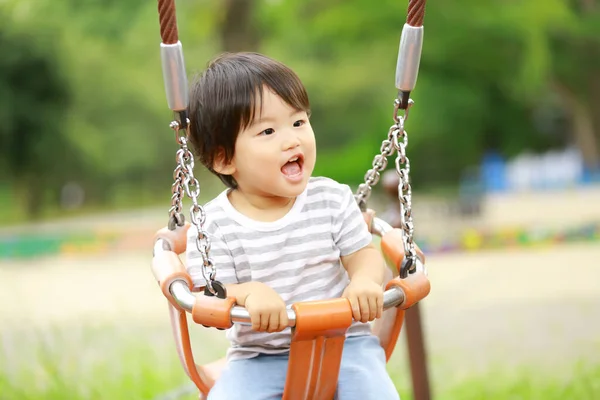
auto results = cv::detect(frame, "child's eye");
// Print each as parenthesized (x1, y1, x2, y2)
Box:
(259, 128, 275, 136)
(293, 120, 306, 127)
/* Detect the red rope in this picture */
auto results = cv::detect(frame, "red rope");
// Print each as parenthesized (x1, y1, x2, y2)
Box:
(407, 0, 427, 27)
(158, 0, 179, 44)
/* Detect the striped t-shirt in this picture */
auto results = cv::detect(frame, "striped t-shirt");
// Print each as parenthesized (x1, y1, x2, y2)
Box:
(186, 176, 373, 361)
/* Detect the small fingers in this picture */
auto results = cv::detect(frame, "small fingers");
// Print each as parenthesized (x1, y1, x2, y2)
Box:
(267, 311, 280, 333)
(349, 296, 361, 322)
(259, 312, 270, 332)
(369, 291, 383, 321)
(368, 295, 378, 322)
(251, 312, 262, 332)
(278, 309, 289, 332)
(359, 295, 370, 323)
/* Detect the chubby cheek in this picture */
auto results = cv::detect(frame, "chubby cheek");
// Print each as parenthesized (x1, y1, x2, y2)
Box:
(243, 153, 281, 179)
(234, 141, 274, 176)
(305, 143, 318, 174)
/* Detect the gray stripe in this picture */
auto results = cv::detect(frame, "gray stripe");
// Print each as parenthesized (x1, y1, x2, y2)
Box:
(188, 248, 232, 259)
(219, 215, 333, 239)
(232, 259, 250, 271)
(302, 199, 341, 212)
(265, 262, 343, 296)
(225, 231, 333, 256)
(234, 329, 291, 344)
(286, 271, 348, 303)
(276, 266, 345, 303)
(339, 220, 368, 243)
(228, 246, 247, 258)
(235, 269, 252, 283)
(190, 271, 238, 286)
(243, 249, 339, 273)
(307, 182, 345, 198)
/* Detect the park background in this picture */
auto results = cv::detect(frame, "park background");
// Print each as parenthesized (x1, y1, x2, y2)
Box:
(1, 0, 600, 399)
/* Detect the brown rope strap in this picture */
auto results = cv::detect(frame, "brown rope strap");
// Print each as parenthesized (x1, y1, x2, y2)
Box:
(158, 0, 179, 44)
(158, 0, 425, 41)
(407, 0, 427, 27)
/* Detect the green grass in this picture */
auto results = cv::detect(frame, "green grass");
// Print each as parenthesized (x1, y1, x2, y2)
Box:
(1, 324, 598, 400)
(0, 323, 227, 400)
(438, 363, 600, 400)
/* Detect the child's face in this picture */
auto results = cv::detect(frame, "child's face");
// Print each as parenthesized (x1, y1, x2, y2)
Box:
(223, 87, 316, 200)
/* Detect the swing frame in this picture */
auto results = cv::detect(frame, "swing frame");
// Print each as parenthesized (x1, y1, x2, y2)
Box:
(151, 0, 430, 398)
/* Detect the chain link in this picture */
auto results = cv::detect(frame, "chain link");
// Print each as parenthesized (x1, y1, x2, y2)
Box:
(168, 119, 217, 294)
(169, 165, 185, 225)
(355, 97, 417, 275)
(392, 99, 417, 273)
(354, 125, 397, 211)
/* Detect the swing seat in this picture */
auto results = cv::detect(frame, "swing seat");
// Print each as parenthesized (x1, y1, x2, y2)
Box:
(151, 210, 430, 400)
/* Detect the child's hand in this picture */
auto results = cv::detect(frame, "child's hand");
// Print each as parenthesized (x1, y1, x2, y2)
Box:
(244, 283, 289, 333)
(342, 277, 384, 323)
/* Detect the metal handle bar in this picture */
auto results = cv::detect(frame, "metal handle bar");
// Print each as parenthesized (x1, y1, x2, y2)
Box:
(169, 280, 405, 327)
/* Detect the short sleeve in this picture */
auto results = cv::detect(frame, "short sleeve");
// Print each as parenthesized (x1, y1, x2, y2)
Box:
(332, 183, 372, 256)
(186, 220, 238, 289)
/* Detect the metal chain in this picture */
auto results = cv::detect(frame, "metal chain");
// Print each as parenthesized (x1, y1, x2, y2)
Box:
(392, 99, 417, 274)
(354, 124, 397, 211)
(169, 164, 186, 228)
(168, 119, 217, 294)
(355, 97, 417, 275)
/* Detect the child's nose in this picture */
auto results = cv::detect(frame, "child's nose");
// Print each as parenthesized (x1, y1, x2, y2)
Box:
(282, 133, 301, 150)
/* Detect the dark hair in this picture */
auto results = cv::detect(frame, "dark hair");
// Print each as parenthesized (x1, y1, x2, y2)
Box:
(187, 52, 311, 189)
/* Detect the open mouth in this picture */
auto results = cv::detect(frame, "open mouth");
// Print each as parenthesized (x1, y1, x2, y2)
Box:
(281, 154, 304, 178)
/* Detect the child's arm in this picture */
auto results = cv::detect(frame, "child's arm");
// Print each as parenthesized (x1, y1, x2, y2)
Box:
(226, 282, 289, 333)
(340, 243, 387, 323)
(342, 242, 386, 286)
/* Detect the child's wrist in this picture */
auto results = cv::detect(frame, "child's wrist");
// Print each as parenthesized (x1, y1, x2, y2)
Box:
(233, 281, 267, 305)
(350, 271, 383, 286)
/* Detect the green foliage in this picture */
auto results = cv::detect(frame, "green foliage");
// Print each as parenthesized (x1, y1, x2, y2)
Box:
(256, 0, 584, 187)
(0, 0, 219, 220)
(1, 0, 598, 220)
(0, 9, 76, 217)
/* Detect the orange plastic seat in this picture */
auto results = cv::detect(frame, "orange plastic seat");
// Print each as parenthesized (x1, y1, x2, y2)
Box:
(151, 211, 430, 400)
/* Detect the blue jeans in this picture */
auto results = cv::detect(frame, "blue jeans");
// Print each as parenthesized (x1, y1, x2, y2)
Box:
(207, 334, 400, 400)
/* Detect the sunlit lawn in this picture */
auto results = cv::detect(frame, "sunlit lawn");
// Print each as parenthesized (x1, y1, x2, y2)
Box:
(1, 323, 598, 400)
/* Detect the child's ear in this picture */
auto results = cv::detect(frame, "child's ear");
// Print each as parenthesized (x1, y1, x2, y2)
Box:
(213, 149, 236, 175)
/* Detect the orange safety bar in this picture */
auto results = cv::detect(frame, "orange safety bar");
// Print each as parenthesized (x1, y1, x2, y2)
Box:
(152, 211, 430, 399)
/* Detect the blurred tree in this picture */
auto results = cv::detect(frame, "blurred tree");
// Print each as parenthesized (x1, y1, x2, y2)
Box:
(220, 0, 260, 52)
(29, 0, 195, 208)
(551, 0, 600, 168)
(0, 20, 76, 218)
(2, 0, 599, 221)
(255, 0, 599, 186)
(60, 0, 149, 39)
